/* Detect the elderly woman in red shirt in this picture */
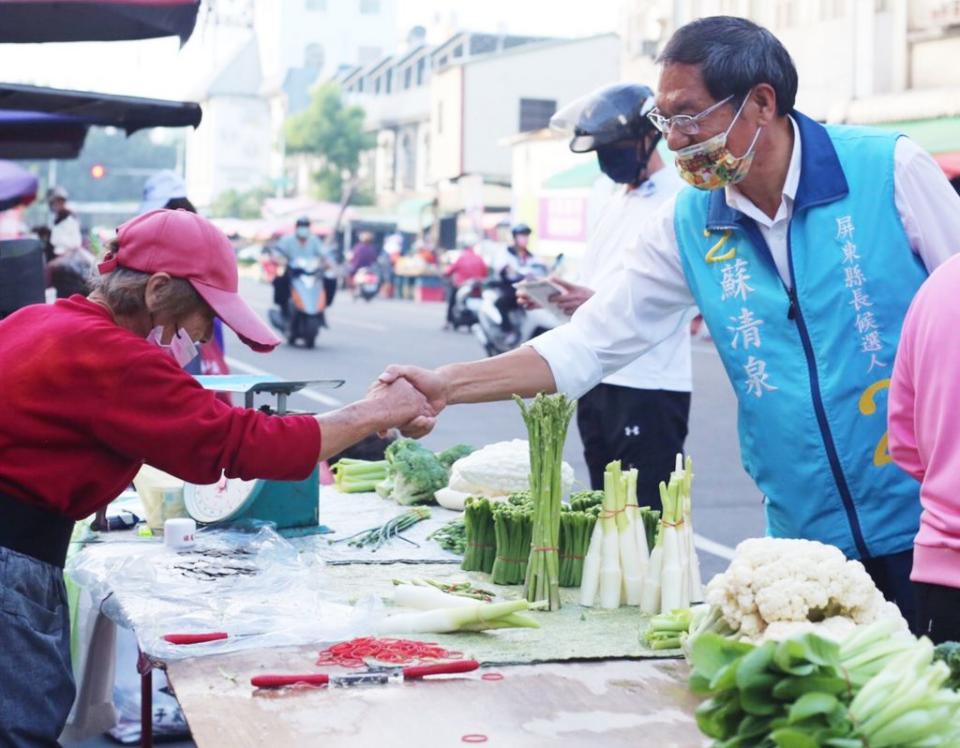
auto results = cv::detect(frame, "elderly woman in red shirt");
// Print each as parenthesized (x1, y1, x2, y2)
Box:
(0, 209, 432, 745)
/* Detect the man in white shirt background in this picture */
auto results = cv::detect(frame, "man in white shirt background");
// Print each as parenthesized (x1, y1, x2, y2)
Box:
(533, 83, 691, 504)
(380, 16, 960, 627)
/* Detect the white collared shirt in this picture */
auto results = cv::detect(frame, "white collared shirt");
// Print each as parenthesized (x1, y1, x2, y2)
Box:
(575, 166, 691, 392)
(530, 118, 960, 398)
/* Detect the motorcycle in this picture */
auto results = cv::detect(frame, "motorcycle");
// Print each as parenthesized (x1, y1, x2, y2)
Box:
(448, 278, 484, 331)
(352, 265, 382, 302)
(472, 281, 560, 357)
(268, 256, 326, 348)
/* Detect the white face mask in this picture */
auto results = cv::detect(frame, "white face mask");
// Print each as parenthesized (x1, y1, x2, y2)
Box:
(146, 326, 199, 368)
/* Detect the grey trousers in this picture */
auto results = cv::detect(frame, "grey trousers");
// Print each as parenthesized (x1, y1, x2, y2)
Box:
(0, 547, 75, 748)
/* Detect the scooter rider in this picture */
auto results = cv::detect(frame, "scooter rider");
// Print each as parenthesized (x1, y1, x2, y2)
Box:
(273, 216, 328, 326)
(495, 224, 540, 345)
(545, 83, 691, 503)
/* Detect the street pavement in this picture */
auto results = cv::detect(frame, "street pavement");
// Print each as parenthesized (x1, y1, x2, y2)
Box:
(226, 275, 766, 581)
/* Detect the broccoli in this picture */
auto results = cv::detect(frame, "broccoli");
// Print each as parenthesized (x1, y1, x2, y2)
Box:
(379, 438, 449, 505)
(436, 443, 474, 469)
(934, 642, 960, 691)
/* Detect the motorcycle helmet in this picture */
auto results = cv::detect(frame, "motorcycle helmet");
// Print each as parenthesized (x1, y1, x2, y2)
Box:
(550, 83, 660, 184)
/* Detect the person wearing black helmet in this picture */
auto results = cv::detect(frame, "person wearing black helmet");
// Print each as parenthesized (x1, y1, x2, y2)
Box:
(537, 83, 691, 504)
(494, 222, 542, 343)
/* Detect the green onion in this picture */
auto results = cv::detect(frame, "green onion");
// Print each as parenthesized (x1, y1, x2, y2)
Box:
(331, 458, 388, 493)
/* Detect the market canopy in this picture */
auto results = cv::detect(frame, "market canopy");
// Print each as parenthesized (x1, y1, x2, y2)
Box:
(0, 0, 200, 44)
(0, 82, 202, 158)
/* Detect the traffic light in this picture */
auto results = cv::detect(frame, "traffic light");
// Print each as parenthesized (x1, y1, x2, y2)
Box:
(90, 164, 106, 179)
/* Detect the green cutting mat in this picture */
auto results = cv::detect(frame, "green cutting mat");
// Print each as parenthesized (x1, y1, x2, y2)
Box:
(321, 562, 681, 665)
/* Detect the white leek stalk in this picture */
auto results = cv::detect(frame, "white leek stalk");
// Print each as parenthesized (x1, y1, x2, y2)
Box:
(392, 584, 482, 610)
(598, 467, 622, 609)
(682, 456, 703, 603)
(375, 599, 539, 634)
(578, 520, 603, 606)
(659, 478, 685, 613)
(615, 465, 643, 606)
(640, 488, 664, 615)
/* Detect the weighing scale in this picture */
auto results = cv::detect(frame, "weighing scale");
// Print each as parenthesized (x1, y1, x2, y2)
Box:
(183, 375, 345, 537)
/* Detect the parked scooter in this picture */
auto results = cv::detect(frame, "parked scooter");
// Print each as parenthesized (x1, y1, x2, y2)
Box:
(448, 278, 484, 331)
(352, 265, 382, 302)
(268, 256, 326, 348)
(472, 282, 559, 357)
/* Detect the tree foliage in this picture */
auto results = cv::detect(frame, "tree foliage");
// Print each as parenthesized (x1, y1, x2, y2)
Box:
(284, 83, 374, 201)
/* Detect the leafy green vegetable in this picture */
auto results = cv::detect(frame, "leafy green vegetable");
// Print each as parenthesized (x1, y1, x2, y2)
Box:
(436, 444, 474, 469)
(428, 519, 466, 555)
(378, 439, 449, 506)
(934, 641, 960, 691)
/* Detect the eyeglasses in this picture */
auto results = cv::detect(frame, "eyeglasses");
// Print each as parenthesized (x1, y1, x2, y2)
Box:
(647, 95, 734, 136)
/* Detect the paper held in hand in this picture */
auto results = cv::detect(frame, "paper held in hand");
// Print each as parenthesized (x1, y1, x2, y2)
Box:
(514, 279, 570, 324)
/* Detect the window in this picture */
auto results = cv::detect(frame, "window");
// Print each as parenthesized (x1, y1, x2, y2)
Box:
(404, 66, 412, 89)
(359, 0, 379, 14)
(304, 43, 325, 69)
(452, 44, 464, 59)
(375, 77, 381, 94)
(417, 57, 426, 86)
(385, 69, 393, 94)
(305, 0, 326, 9)
(518, 98, 557, 132)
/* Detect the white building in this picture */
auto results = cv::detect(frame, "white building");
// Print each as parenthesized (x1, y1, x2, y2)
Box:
(185, 36, 273, 210)
(254, 0, 400, 193)
(342, 30, 551, 208)
(429, 33, 622, 186)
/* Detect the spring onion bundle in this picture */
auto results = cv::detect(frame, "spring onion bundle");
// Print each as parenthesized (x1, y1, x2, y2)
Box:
(490, 499, 533, 585)
(580, 460, 645, 608)
(377, 598, 543, 634)
(392, 578, 495, 602)
(461, 497, 496, 573)
(330, 507, 430, 550)
(515, 393, 577, 611)
(428, 519, 466, 555)
(641, 454, 702, 615)
(644, 608, 693, 650)
(331, 458, 388, 493)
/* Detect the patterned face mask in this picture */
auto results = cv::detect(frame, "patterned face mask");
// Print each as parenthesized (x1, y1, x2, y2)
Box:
(146, 325, 199, 368)
(674, 95, 763, 191)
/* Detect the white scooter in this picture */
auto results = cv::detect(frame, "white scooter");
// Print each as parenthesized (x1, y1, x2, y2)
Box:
(472, 282, 560, 357)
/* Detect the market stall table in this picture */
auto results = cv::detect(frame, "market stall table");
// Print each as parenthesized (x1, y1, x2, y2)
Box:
(68, 488, 702, 747)
(165, 648, 705, 748)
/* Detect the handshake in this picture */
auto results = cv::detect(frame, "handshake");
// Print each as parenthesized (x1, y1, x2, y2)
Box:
(364, 365, 448, 439)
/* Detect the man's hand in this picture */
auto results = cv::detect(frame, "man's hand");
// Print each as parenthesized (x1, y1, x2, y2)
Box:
(366, 376, 436, 437)
(374, 365, 450, 438)
(547, 277, 594, 316)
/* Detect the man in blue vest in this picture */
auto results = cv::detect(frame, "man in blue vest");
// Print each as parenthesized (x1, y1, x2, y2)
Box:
(378, 16, 960, 623)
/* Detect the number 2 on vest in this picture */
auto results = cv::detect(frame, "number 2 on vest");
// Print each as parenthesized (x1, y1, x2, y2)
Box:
(858, 379, 892, 467)
(704, 229, 736, 264)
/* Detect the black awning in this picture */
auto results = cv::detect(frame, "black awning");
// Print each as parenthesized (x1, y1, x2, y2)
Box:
(0, 0, 200, 44)
(0, 83, 202, 158)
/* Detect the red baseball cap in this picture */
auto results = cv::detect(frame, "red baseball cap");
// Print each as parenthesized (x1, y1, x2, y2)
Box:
(99, 209, 281, 352)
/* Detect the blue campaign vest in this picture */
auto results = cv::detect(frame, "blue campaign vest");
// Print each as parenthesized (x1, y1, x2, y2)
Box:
(674, 113, 927, 559)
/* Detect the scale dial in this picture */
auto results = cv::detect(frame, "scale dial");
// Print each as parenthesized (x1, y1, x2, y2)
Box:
(184, 473, 259, 524)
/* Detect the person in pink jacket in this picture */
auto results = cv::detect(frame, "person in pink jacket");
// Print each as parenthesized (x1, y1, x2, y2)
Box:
(889, 253, 960, 643)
